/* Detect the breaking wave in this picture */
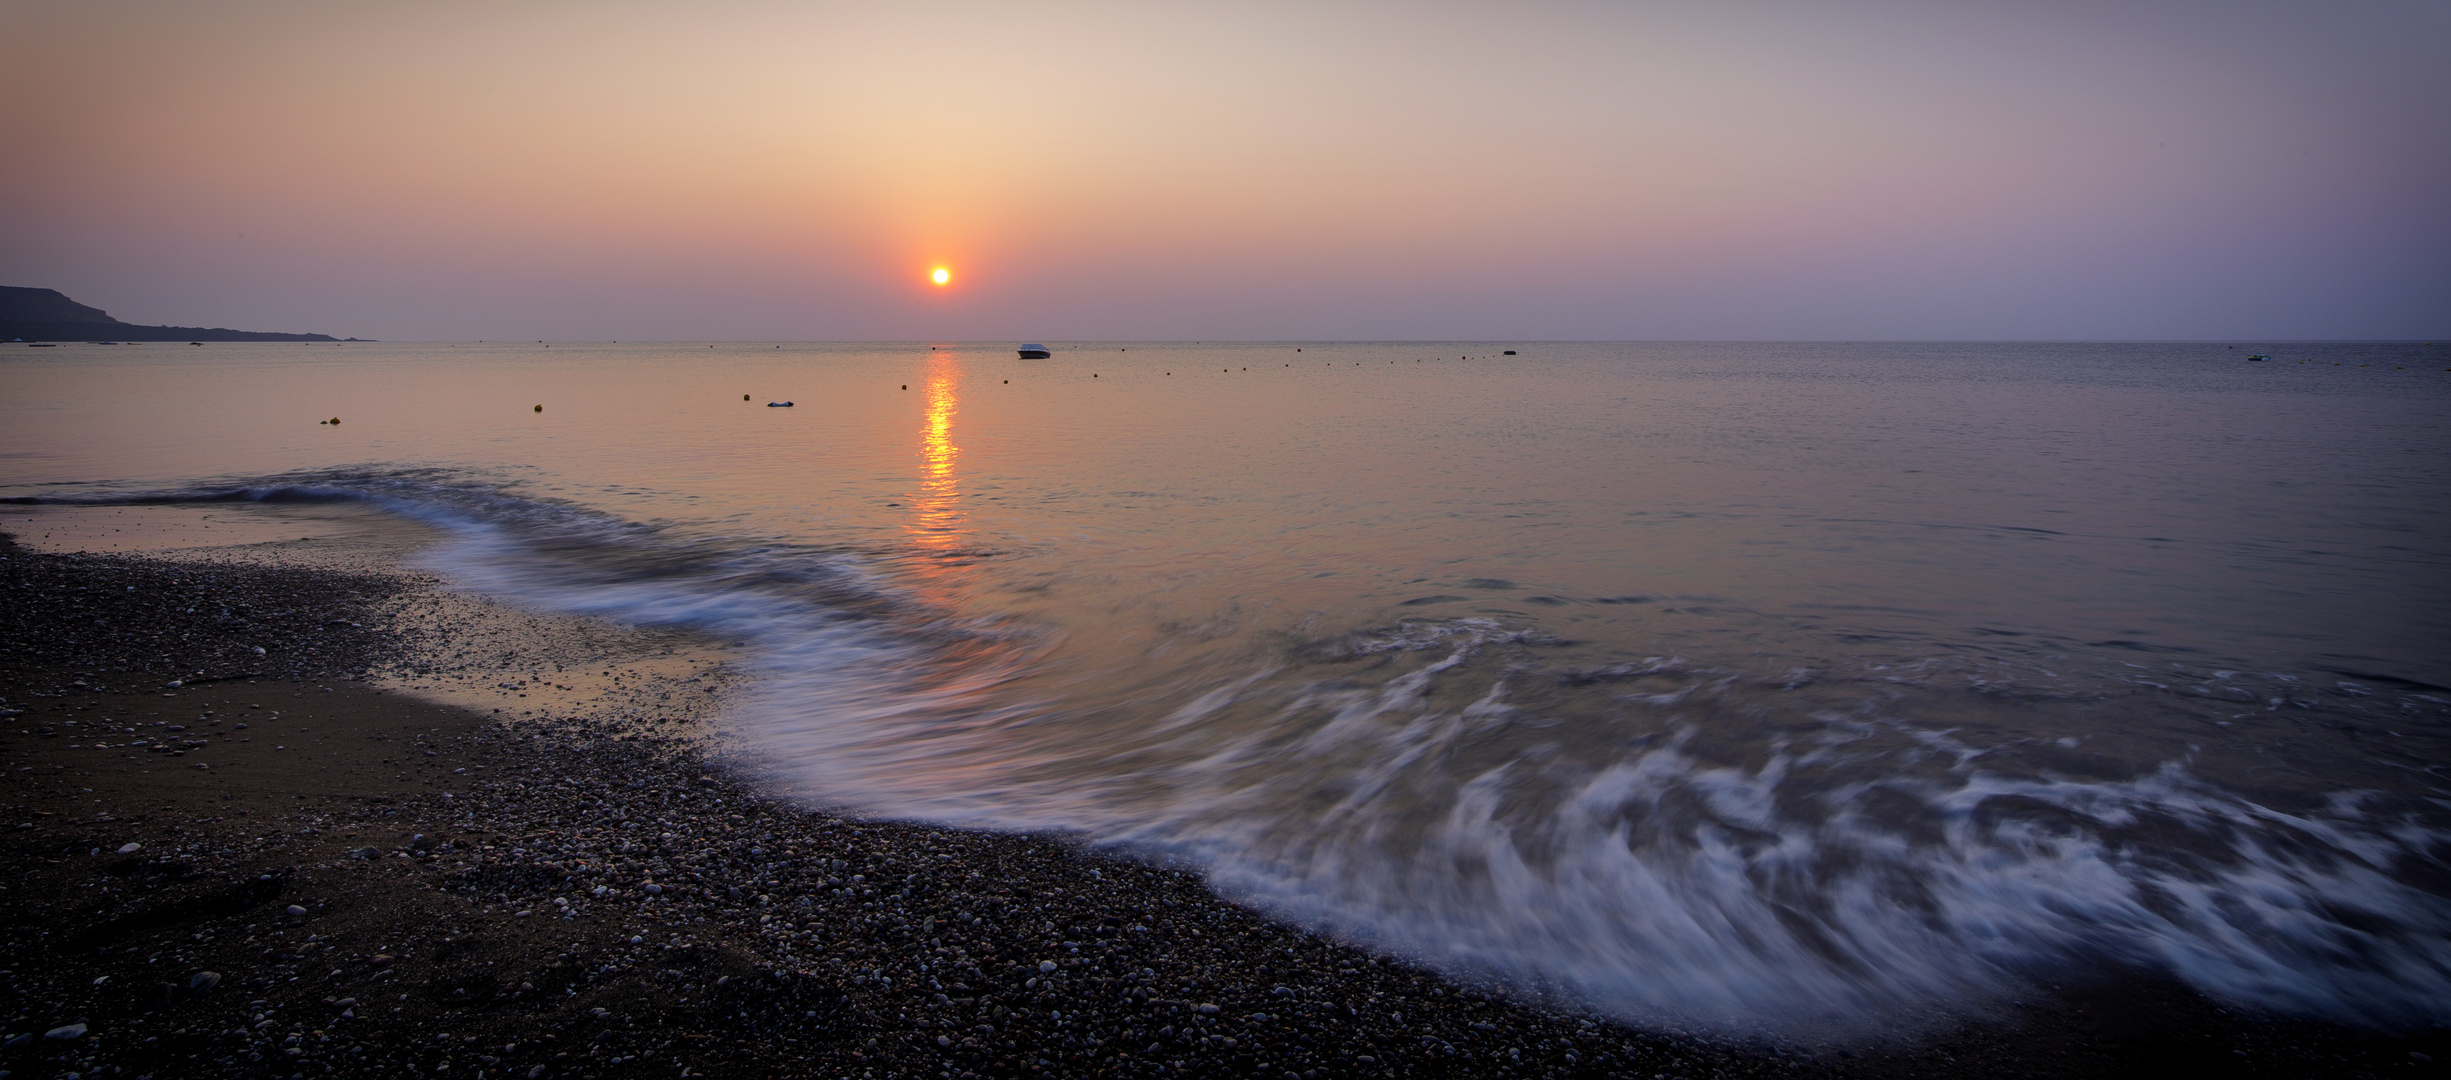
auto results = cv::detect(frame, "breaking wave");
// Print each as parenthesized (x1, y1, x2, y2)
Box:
(18, 468, 2451, 1037)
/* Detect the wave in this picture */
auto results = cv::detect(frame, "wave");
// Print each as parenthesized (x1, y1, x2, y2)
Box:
(19, 467, 2451, 1038)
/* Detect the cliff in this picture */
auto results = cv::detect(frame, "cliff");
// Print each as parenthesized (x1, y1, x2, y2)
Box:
(1, 286, 364, 342)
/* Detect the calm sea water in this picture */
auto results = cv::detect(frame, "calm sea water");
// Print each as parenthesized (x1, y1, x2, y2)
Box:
(6, 340, 2450, 1034)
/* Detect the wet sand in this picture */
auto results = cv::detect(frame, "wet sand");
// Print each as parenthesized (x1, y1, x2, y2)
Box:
(1, 531, 2438, 1079)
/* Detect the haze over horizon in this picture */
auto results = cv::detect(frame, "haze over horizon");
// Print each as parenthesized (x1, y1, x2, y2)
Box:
(4, 0, 2444, 343)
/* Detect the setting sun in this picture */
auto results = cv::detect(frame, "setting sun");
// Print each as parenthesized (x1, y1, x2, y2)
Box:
(931, 267, 951, 286)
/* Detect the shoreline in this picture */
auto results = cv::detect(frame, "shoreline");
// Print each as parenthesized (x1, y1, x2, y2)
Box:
(2, 530, 2438, 1079)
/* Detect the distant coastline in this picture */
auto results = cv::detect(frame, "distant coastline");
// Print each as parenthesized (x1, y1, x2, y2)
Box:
(1, 285, 366, 343)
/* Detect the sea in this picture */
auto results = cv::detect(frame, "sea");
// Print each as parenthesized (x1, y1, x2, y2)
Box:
(5, 339, 2448, 1038)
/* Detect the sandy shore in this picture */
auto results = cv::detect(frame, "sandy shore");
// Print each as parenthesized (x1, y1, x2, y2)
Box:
(1, 528, 2437, 1079)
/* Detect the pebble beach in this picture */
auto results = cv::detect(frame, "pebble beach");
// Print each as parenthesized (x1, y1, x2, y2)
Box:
(1, 531, 2439, 1079)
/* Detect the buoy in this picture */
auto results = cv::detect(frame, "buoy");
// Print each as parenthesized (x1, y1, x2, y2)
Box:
(534, 404, 543, 412)
(329, 417, 340, 424)
(744, 394, 751, 400)
(1003, 379, 1008, 383)
(902, 385, 908, 390)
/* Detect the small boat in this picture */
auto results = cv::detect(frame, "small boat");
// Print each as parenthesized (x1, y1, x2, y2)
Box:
(2247, 355, 2269, 361)
(1017, 344, 1051, 359)
(767, 401, 794, 407)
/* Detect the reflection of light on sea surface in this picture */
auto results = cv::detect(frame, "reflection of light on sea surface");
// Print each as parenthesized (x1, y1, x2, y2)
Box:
(911, 353, 962, 549)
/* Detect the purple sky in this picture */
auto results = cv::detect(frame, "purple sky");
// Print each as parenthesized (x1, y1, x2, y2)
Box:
(4, 1, 2444, 341)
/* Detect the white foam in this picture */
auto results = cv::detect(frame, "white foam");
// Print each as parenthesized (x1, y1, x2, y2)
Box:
(54, 471, 2448, 1037)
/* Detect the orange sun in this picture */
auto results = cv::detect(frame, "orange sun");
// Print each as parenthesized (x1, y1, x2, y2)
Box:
(931, 267, 951, 286)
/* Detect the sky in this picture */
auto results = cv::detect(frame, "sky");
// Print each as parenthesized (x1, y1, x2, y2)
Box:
(3, 0, 2445, 341)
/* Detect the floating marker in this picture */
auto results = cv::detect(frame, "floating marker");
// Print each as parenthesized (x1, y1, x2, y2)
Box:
(534, 404, 543, 412)
(744, 394, 751, 400)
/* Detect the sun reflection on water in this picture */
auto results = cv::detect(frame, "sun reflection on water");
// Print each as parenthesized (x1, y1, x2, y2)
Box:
(911, 353, 962, 548)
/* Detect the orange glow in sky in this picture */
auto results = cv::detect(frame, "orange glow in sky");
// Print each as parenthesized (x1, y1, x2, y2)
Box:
(0, 2, 2438, 340)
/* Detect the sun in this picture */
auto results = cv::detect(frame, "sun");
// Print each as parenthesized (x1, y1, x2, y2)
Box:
(931, 267, 951, 286)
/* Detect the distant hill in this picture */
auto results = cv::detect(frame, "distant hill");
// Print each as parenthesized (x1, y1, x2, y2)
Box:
(1, 286, 365, 342)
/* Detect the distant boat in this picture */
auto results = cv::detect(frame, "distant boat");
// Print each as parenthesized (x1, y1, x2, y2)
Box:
(1017, 344, 1051, 359)
(767, 401, 794, 407)
(2247, 355, 2270, 361)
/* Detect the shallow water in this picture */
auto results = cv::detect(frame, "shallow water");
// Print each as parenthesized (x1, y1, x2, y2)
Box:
(6, 339, 2449, 1035)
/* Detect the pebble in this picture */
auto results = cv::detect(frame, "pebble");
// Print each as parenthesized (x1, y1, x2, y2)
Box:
(115, 842, 140, 854)
(1, 535, 2406, 1080)
(46, 1023, 88, 1040)
(189, 971, 222, 992)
